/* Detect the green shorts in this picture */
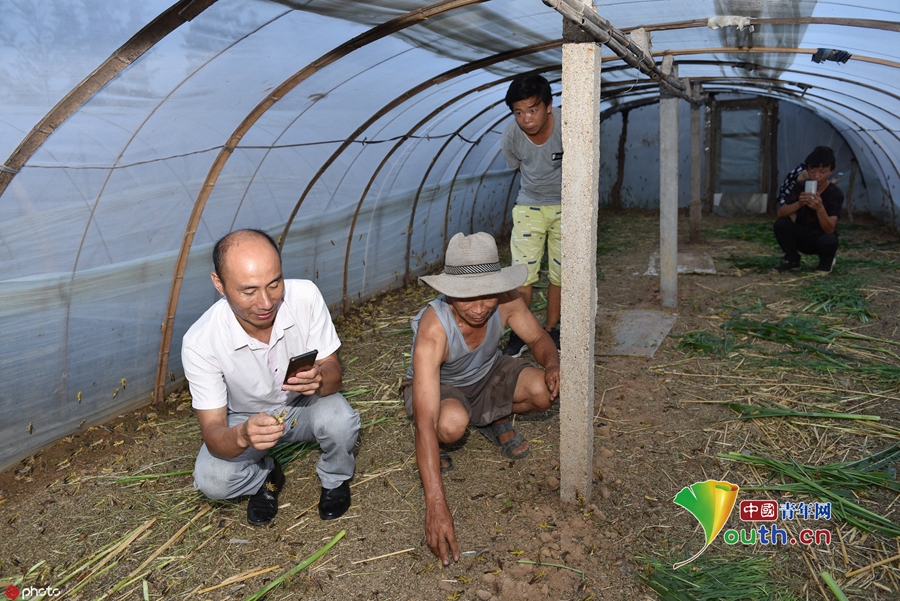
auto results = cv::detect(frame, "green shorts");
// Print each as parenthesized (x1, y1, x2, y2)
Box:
(510, 204, 561, 286)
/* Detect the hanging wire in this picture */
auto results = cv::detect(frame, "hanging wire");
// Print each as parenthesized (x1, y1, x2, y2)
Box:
(22, 132, 484, 170)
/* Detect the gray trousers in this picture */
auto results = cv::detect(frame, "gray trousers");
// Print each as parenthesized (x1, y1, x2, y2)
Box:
(193, 392, 360, 498)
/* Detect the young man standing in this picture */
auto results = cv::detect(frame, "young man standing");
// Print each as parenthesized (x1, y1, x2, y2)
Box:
(500, 74, 563, 356)
(774, 146, 844, 273)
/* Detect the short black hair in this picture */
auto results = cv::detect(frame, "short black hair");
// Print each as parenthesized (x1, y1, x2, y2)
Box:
(505, 74, 552, 111)
(213, 229, 280, 277)
(805, 146, 836, 170)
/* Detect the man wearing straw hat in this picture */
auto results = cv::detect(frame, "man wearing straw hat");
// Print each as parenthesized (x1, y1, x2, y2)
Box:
(402, 231, 560, 565)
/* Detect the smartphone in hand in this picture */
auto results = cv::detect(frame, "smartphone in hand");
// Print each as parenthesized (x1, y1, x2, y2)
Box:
(283, 349, 318, 385)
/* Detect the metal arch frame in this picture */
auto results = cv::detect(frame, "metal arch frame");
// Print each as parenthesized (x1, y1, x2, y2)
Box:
(392, 105, 502, 291)
(398, 111, 506, 292)
(711, 82, 899, 224)
(637, 47, 900, 71)
(693, 77, 900, 143)
(0, 0, 218, 195)
(10, 0, 895, 402)
(6, 9, 897, 200)
(435, 113, 511, 254)
(598, 80, 897, 170)
(603, 80, 899, 216)
(600, 77, 900, 146)
(70, 9, 297, 273)
(466, 146, 508, 234)
(340, 83, 507, 311)
(438, 115, 504, 242)
(223, 51, 413, 235)
(623, 16, 900, 35)
(620, 59, 900, 105)
(838, 128, 900, 224)
(599, 60, 900, 107)
(153, 0, 488, 403)
(345, 71, 567, 304)
(703, 82, 899, 194)
(604, 78, 900, 156)
(594, 79, 898, 219)
(400, 71, 558, 287)
(277, 39, 562, 254)
(61, 10, 311, 410)
(545, 2, 900, 99)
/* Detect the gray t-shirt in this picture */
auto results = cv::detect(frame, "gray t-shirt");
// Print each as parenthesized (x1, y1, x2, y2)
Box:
(501, 106, 563, 206)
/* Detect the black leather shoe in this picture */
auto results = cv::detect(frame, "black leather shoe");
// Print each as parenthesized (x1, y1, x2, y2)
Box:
(318, 481, 351, 520)
(247, 461, 285, 527)
(775, 259, 801, 272)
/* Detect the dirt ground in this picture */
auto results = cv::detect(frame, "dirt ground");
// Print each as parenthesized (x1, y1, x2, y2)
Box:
(2, 210, 899, 601)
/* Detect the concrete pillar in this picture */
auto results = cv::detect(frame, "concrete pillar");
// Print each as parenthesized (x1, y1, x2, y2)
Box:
(659, 57, 678, 309)
(559, 18, 600, 504)
(689, 82, 702, 244)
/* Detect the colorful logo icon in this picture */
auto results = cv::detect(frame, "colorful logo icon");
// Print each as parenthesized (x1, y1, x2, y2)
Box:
(672, 479, 740, 569)
(5, 585, 19, 600)
(739, 499, 778, 521)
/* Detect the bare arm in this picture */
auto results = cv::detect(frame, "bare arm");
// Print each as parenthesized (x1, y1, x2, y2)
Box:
(777, 201, 801, 218)
(196, 406, 284, 459)
(411, 308, 460, 565)
(500, 291, 560, 400)
(799, 191, 838, 234)
(283, 351, 342, 397)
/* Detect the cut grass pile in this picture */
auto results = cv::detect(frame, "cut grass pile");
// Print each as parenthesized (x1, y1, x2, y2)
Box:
(644, 214, 900, 601)
(721, 445, 900, 537)
(678, 314, 900, 384)
(793, 274, 874, 322)
(638, 553, 798, 601)
(706, 222, 778, 247)
(676, 267, 900, 384)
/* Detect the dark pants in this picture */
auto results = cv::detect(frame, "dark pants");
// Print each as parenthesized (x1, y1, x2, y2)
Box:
(774, 217, 838, 264)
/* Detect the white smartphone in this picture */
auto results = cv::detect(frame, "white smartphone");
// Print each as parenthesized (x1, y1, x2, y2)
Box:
(804, 180, 817, 194)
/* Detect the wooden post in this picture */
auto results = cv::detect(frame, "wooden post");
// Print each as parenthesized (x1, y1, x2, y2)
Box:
(689, 82, 702, 244)
(659, 56, 678, 309)
(559, 15, 600, 504)
(845, 159, 858, 223)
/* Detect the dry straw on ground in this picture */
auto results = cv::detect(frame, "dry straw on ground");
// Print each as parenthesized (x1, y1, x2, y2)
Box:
(1, 210, 899, 600)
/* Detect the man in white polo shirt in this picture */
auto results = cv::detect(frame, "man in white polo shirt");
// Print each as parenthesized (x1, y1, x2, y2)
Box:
(182, 229, 359, 526)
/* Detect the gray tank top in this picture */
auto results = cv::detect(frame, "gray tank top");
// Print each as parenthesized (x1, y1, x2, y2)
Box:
(405, 295, 501, 387)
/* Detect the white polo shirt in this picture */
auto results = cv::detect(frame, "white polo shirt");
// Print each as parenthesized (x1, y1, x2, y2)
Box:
(182, 279, 341, 413)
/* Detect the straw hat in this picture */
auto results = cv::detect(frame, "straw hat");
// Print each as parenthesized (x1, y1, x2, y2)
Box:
(420, 232, 527, 298)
